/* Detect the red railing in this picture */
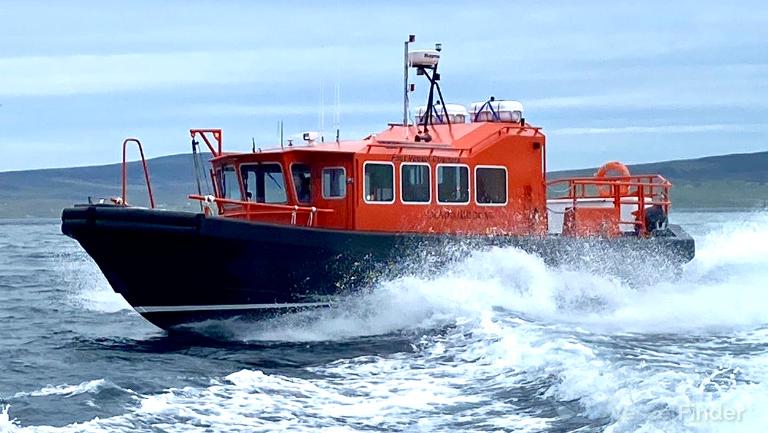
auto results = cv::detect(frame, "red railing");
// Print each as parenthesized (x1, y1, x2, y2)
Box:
(121, 138, 155, 208)
(188, 195, 333, 227)
(546, 174, 671, 235)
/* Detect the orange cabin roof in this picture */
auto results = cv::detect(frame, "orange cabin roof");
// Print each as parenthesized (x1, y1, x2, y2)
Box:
(212, 122, 544, 162)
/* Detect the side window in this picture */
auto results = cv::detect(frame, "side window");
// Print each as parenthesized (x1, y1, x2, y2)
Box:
(364, 163, 394, 203)
(291, 164, 312, 204)
(476, 166, 508, 205)
(220, 165, 240, 199)
(401, 164, 430, 203)
(322, 167, 346, 199)
(437, 165, 469, 204)
(240, 163, 288, 204)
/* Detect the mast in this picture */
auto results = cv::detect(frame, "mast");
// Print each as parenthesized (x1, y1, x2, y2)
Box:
(320, 80, 325, 142)
(334, 61, 341, 143)
(403, 35, 415, 137)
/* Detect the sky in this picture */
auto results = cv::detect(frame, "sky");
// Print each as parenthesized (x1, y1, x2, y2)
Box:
(0, 0, 766, 172)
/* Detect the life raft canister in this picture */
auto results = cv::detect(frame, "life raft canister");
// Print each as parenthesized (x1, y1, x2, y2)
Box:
(594, 161, 631, 197)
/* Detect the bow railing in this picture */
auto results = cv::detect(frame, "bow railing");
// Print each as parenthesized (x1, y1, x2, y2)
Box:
(121, 138, 155, 208)
(188, 195, 333, 227)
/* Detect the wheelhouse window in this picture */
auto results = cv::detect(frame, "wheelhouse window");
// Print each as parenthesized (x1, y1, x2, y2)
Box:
(364, 162, 394, 203)
(219, 165, 240, 199)
(401, 163, 430, 203)
(322, 167, 346, 199)
(240, 163, 288, 204)
(476, 166, 508, 205)
(291, 164, 312, 204)
(437, 164, 469, 204)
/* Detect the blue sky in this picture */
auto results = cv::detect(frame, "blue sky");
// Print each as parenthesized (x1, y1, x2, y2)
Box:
(1, 0, 766, 171)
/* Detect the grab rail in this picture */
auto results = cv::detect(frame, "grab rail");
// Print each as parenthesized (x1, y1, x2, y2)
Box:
(188, 195, 333, 227)
(547, 174, 671, 235)
(122, 138, 155, 208)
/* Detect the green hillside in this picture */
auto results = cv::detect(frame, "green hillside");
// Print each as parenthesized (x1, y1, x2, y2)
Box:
(0, 151, 766, 218)
(552, 152, 768, 209)
(0, 154, 211, 218)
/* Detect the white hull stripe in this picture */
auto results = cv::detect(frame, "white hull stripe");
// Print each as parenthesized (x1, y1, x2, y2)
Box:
(134, 302, 332, 314)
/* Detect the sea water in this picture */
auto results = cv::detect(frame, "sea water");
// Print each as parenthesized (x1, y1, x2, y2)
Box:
(0, 211, 767, 432)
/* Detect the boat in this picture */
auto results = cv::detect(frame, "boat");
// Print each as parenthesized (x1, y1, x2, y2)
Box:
(61, 36, 695, 329)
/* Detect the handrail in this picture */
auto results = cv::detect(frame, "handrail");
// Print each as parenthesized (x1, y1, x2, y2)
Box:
(371, 140, 453, 147)
(465, 125, 543, 157)
(122, 138, 155, 208)
(546, 174, 671, 236)
(188, 194, 333, 227)
(549, 173, 670, 183)
(547, 175, 671, 196)
(188, 195, 334, 212)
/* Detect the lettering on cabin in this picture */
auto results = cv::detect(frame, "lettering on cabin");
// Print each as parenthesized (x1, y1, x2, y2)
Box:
(426, 209, 493, 220)
(391, 155, 461, 164)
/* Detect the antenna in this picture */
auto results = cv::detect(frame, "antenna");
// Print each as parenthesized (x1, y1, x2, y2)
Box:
(334, 68, 341, 144)
(334, 0, 342, 143)
(403, 34, 415, 138)
(320, 80, 325, 142)
(279, 120, 284, 149)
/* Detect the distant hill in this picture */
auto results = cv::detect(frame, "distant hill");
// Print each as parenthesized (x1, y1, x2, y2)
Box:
(552, 151, 768, 183)
(0, 154, 212, 218)
(0, 151, 766, 218)
(551, 151, 768, 209)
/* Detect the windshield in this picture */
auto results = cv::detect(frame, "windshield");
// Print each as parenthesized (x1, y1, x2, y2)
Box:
(240, 163, 288, 204)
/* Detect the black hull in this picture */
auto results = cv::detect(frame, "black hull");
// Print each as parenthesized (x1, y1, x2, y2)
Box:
(61, 205, 695, 329)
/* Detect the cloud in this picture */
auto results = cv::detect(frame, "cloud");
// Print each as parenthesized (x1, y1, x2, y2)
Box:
(549, 123, 768, 136)
(174, 102, 399, 118)
(0, 47, 388, 97)
(2, 0, 767, 171)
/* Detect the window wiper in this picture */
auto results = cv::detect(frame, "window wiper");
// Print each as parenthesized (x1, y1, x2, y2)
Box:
(265, 172, 283, 189)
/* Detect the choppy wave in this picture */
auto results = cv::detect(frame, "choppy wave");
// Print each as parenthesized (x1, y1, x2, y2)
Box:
(4, 212, 767, 432)
(207, 212, 768, 341)
(8, 379, 126, 400)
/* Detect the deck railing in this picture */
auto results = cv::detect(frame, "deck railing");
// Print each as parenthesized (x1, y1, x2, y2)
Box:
(546, 174, 671, 235)
(188, 195, 333, 227)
